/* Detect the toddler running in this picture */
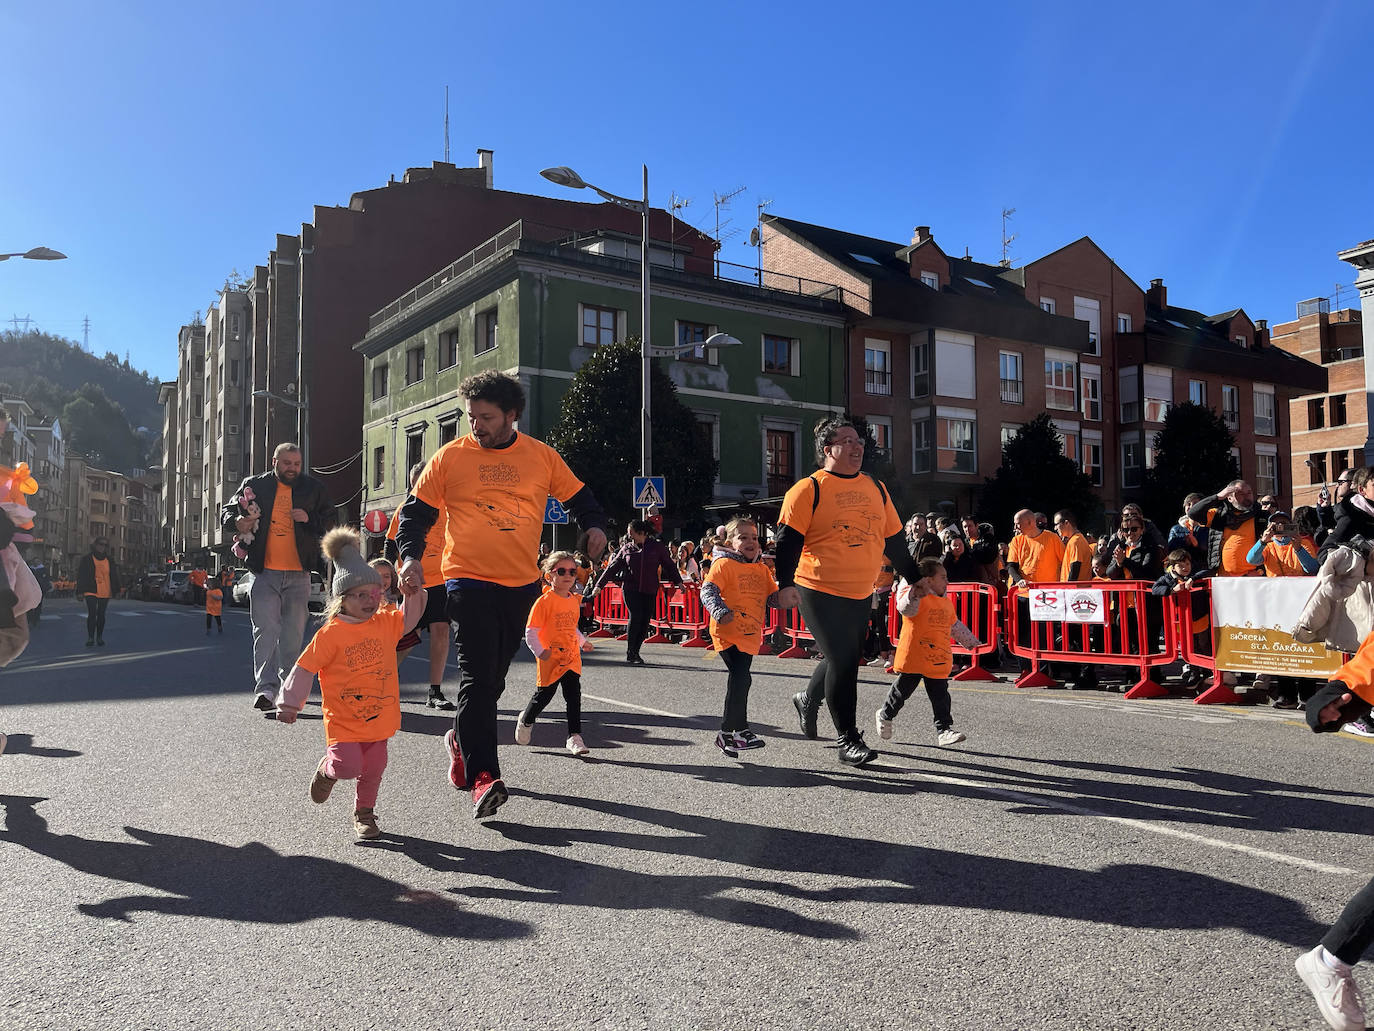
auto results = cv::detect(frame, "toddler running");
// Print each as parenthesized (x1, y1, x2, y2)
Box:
(876, 558, 978, 747)
(275, 528, 423, 839)
(205, 578, 223, 635)
(515, 551, 594, 756)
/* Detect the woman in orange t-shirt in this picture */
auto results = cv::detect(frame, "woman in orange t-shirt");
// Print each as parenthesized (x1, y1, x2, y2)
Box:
(205, 581, 224, 635)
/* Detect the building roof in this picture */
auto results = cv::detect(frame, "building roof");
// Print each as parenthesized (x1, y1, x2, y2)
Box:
(1145, 304, 1326, 392)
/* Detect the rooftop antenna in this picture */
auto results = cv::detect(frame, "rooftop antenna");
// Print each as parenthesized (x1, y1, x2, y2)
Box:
(752, 198, 773, 284)
(669, 191, 691, 255)
(712, 185, 746, 276)
(1000, 207, 1017, 268)
(443, 86, 450, 163)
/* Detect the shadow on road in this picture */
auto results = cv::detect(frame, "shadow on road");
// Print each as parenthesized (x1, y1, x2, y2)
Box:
(0, 795, 532, 940)
(0, 734, 81, 758)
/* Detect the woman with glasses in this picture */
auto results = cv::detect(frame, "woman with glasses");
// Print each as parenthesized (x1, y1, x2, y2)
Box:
(1106, 517, 1166, 653)
(515, 551, 595, 757)
(1320, 467, 1374, 563)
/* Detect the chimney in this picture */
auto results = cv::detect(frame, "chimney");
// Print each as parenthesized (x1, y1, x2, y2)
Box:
(476, 148, 493, 188)
(912, 226, 931, 245)
(1256, 318, 1269, 348)
(1147, 277, 1166, 309)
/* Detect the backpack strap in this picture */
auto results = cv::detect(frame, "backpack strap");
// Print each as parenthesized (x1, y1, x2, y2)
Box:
(810, 475, 822, 515)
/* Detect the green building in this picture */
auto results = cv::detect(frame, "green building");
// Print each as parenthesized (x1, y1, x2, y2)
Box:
(356, 220, 847, 522)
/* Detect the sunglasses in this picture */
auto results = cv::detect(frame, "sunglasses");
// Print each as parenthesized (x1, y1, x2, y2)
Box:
(552, 566, 578, 576)
(1123, 525, 1142, 532)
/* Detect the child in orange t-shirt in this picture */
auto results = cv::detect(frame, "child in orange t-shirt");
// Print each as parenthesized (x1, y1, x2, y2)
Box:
(699, 517, 782, 758)
(205, 580, 224, 635)
(515, 551, 595, 757)
(275, 529, 423, 839)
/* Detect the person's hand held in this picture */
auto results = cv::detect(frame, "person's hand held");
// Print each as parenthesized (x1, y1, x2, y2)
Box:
(291, 508, 309, 523)
(774, 586, 801, 610)
(398, 558, 423, 591)
(581, 640, 595, 652)
(276, 708, 297, 725)
(585, 528, 608, 560)
(1320, 692, 1354, 726)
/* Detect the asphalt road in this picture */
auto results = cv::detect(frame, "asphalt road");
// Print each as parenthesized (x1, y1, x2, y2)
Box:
(2, 597, 1370, 1030)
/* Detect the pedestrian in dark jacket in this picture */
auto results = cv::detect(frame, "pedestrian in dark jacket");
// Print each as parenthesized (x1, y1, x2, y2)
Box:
(1187, 480, 1269, 575)
(591, 518, 683, 665)
(76, 536, 121, 647)
(905, 513, 942, 562)
(1321, 467, 1374, 562)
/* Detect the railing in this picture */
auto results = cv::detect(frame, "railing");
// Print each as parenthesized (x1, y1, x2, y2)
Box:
(864, 368, 892, 395)
(715, 259, 845, 302)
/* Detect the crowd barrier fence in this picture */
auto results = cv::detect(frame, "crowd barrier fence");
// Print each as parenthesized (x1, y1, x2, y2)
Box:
(885, 583, 1002, 681)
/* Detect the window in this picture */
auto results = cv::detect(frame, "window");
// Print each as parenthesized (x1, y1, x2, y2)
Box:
(693, 412, 721, 484)
(1122, 434, 1143, 489)
(1254, 386, 1276, 436)
(920, 271, 939, 290)
(405, 346, 425, 384)
(934, 329, 976, 399)
(1331, 394, 1348, 426)
(1143, 365, 1173, 423)
(763, 335, 797, 376)
(1000, 424, 1020, 449)
(1045, 351, 1078, 411)
(1231, 447, 1242, 476)
(193, 394, 203, 417)
(1053, 420, 1079, 466)
(1222, 385, 1239, 429)
(765, 429, 795, 496)
(999, 351, 1023, 404)
(912, 417, 931, 474)
(582, 304, 617, 348)
(1308, 398, 1326, 430)
(1308, 452, 1327, 485)
(373, 446, 385, 489)
(1236, 335, 1248, 349)
(1081, 365, 1102, 421)
(227, 423, 239, 436)
(1334, 450, 1351, 479)
(866, 415, 892, 452)
(1256, 450, 1279, 498)
(678, 321, 711, 362)
(1082, 432, 1104, 487)
(1116, 313, 1132, 334)
(1074, 297, 1101, 355)
(911, 339, 930, 397)
(475, 309, 498, 356)
(372, 364, 389, 401)
(406, 430, 425, 474)
(1119, 366, 1139, 422)
(1040, 297, 1056, 314)
(439, 416, 459, 445)
(229, 313, 242, 339)
(1188, 380, 1206, 407)
(439, 330, 459, 370)
(864, 338, 892, 395)
(229, 359, 241, 385)
(937, 412, 977, 474)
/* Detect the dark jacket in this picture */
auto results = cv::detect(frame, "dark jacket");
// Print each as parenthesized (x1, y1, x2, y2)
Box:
(907, 532, 942, 562)
(76, 553, 122, 596)
(594, 538, 683, 596)
(1320, 497, 1374, 562)
(1186, 495, 1268, 572)
(942, 549, 980, 583)
(219, 471, 334, 574)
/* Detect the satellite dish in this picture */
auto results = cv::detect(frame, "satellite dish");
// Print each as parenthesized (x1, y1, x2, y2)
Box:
(749, 228, 760, 247)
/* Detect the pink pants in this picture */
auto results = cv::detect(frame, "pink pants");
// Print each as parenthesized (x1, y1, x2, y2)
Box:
(322, 739, 389, 809)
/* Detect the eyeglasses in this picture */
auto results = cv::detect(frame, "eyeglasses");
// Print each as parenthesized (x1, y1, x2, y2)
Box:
(552, 567, 578, 576)
(1259, 499, 1275, 507)
(1123, 525, 1142, 532)
(345, 587, 381, 601)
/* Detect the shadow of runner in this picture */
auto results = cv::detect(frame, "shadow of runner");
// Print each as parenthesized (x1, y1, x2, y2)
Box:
(0, 795, 531, 940)
(0, 734, 81, 758)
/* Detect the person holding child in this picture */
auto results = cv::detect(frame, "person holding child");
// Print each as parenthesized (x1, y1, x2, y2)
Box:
(274, 528, 424, 840)
(514, 551, 595, 757)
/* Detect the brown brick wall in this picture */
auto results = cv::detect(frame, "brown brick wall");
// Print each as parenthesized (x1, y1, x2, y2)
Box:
(760, 225, 871, 315)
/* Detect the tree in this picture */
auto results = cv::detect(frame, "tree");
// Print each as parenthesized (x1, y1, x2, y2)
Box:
(976, 412, 1101, 534)
(1139, 401, 1239, 523)
(61, 384, 146, 473)
(546, 339, 718, 531)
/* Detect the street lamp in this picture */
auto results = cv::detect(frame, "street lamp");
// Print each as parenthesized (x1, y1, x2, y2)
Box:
(0, 247, 66, 262)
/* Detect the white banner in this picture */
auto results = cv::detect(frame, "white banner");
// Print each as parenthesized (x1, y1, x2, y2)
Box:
(1028, 586, 1108, 624)
(1210, 577, 1342, 677)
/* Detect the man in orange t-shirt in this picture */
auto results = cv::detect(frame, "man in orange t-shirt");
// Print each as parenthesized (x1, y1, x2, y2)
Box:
(1007, 508, 1067, 665)
(396, 371, 607, 820)
(222, 442, 334, 711)
(76, 536, 120, 647)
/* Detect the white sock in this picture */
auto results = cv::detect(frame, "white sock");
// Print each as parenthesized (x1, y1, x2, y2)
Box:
(1320, 946, 1353, 975)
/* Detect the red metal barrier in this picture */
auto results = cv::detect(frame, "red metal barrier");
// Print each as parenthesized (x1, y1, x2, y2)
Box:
(591, 586, 629, 640)
(776, 607, 817, 659)
(1005, 581, 1176, 697)
(1169, 580, 1241, 705)
(886, 582, 1000, 682)
(652, 583, 712, 648)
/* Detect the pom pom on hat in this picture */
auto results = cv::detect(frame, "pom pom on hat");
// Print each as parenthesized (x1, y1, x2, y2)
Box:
(322, 527, 381, 598)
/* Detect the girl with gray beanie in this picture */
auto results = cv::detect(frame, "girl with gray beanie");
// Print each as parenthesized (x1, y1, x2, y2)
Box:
(274, 528, 425, 839)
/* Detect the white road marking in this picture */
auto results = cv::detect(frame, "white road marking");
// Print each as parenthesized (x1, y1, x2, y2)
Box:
(873, 763, 1360, 876)
(583, 692, 688, 719)
(8, 646, 211, 673)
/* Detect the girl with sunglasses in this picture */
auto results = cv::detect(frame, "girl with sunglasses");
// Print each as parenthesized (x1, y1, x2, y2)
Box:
(515, 551, 595, 757)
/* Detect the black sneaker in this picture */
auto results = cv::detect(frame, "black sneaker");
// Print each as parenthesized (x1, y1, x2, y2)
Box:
(736, 729, 766, 750)
(427, 689, 456, 711)
(714, 731, 741, 758)
(626, 654, 646, 666)
(837, 731, 878, 766)
(252, 693, 276, 712)
(96, 638, 106, 647)
(792, 691, 819, 739)
(85, 638, 94, 648)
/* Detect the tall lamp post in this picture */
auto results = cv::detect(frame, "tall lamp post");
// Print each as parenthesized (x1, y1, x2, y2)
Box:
(253, 389, 310, 470)
(0, 247, 66, 262)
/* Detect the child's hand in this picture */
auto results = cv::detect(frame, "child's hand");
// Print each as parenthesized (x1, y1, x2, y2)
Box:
(275, 707, 297, 725)
(1321, 692, 1355, 726)
(1172, 584, 1185, 593)
(909, 577, 930, 597)
(717, 610, 735, 624)
(399, 578, 420, 597)
(538, 648, 551, 660)
(581, 639, 595, 653)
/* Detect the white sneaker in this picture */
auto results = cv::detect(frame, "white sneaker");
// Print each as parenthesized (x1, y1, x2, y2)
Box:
(515, 721, 532, 745)
(566, 733, 589, 756)
(875, 710, 893, 740)
(1296, 946, 1366, 1031)
(0, 732, 6, 755)
(866, 656, 888, 667)
(937, 729, 967, 747)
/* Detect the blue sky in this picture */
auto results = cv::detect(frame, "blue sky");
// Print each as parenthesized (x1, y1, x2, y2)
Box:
(1, 1, 1368, 382)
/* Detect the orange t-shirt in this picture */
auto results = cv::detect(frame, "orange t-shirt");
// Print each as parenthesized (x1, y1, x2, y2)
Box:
(1258, 540, 1315, 577)
(386, 503, 447, 589)
(526, 590, 583, 687)
(1209, 509, 1259, 577)
(88, 557, 111, 599)
(778, 471, 903, 601)
(1007, 529, 1065, 584)
(263, 486, 302, 572)
(894, 593, 956, 678)
(412, 433, 584, 588)
(295, 608, 405, 744)
(705, 556, 778, 656)
(1337, 632, 1374, 706)
(206, 587, 223, 615)
(1060, 533, 1094, 582)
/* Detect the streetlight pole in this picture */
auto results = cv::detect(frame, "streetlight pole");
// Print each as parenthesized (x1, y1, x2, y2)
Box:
(0, 247, 67, 262)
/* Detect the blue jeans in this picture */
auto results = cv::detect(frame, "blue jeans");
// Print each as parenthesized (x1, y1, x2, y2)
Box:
(249, 569, 311, 695)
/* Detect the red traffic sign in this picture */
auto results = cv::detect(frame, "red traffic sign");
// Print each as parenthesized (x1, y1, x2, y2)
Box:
(362, 509, 389, 534)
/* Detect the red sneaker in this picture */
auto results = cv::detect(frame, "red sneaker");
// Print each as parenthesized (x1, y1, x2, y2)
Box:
(443, 729, 467, 790)
(471, 772, 508, 820)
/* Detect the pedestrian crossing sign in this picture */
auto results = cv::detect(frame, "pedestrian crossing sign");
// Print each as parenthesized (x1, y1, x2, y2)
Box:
(632, 475, 666, 510)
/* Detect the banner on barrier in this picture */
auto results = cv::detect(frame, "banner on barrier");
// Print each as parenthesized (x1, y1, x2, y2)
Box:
(1028, 586, 1108, 624)
(1211, 578, 1343, 677)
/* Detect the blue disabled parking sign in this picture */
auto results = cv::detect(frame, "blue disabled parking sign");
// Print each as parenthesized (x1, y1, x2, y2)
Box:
(632, 476, 666, 510)
(543, 496, 569, 524)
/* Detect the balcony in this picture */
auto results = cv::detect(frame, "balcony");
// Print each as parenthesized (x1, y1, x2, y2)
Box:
(864, 369, 892, 396)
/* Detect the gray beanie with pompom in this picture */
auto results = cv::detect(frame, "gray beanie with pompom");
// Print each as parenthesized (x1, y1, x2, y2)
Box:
(321, 527, 381, 598)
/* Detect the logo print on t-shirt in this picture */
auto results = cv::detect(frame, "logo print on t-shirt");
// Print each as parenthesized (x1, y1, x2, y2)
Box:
(832, 512, 880, 547)
(478, 462, 521, 485)
(475, 491, 533, 531)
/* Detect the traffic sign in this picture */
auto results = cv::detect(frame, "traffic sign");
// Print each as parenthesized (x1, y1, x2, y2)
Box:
(544, 496, 569, 524)
(362, 509, 389, 535)
(632, 476, 666, 510)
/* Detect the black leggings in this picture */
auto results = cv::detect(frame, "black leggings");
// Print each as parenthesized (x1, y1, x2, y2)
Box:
(1324, 877, 1374, 965)
(623, 588, 656, 659)
(798, 585, 872, 738)
(85, 596, 108, 639)
(520, 670, 582, 734)
(718, 646, 754, 732)
(206, 614, 222, 631)
(880, 673, 953, 731)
